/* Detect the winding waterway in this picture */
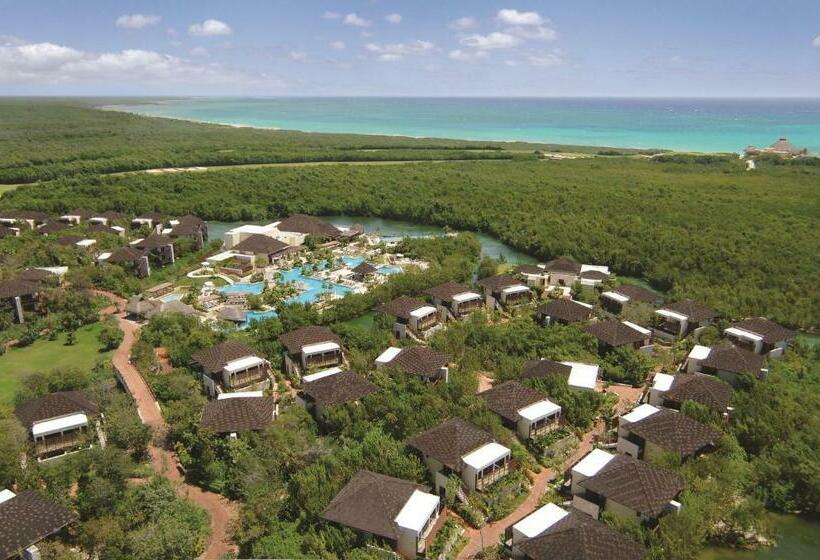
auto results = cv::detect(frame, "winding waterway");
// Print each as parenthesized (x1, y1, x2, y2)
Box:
(698, 515, 819, 560)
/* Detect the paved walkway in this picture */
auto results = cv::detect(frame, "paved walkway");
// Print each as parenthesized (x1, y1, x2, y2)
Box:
(94, 291, 237, 560)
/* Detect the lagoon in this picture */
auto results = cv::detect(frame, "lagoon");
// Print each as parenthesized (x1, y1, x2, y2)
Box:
(700, 515, 820, 560)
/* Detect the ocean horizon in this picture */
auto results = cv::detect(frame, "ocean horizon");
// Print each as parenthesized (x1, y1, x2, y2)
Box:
(106, 97, 820, 154)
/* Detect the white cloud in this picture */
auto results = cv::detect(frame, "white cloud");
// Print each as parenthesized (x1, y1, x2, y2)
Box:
(525, 49, 565, 67)
(188, 19, 232, 37)
(506, 25, 557, 41)
(448, 49, 487, 62)
(344, 13, 372, 28)
(365, 40, 435, 61)
(322, 11, 342, 20)
(813, 35, 820, 47)
(116, 14, 161, 29)
(288, 50, 308, 61)
(450, 16, 477, 30)
(189, 47, 209, 57)
(460, 32, 521, 50)
(385, 13, 402, 24)
(497, 9, 543, 26)
(330, 41, 346, 50)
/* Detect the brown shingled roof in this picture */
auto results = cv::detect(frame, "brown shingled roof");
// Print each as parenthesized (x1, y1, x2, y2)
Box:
(278, 326, 342, 355)
(0, 278, 40, 298)
(200, 397, 276, 433)
(612, 284, 658, 304)
(521, 359, 573, 380)
(352, 261, 378, 276)
(662, 300, 717, 322)
(277, 214, 341, 238)
(537, 299, 593, 323)
(663, 374, 733, 414)
(37, 221, 70, 235)
(87, 223, 121, 235)
(515, 264, 544, 275)
(386, 347, 450, 377)
(191, 341, 262, 375)
(579, 269, 610, 281)
(627, 408, 722, 457)
(300, 371, 379, 407)
(585, 320, 646, 347)
(376, 295, 429, 321)
(425, 282, 474, 303)
(542, 258, 582, 274)
(479, 381, 547, 424)
(106, 246, 145, 264)
(731, 318, 795, 344)
(477, 274, 526, 293)
(407, 418, 494, 471)
(321, 470, 428, 541)
(56, 235, 84, 246)
(518, 510, 645, 560)
(0, 490, 78, 559)
(579, 454, 685, 518)
(15, 391, 99, 431)
(232, 234, 289, 255)
(134, 234, 174, 250)
(701, 345, 764, 375)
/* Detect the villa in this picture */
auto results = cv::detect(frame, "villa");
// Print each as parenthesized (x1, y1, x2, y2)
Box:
(88, 223, 126, 237)
(0, 268, 59, 323)
(191, 341, 272, 397)
(321, 470, 441, 560)
(132, 234, 175, 266)
(58, 207, 93, 224)
(570, 449, 684, 523)
(745, 137, 808, 157)
(585, 320, 653, 354)
(479, 381, 562, 440)
(408, 418, 512, 493)
(425, 281, 483, 321)
(279, 325, 344, 377)
(600, 285, 659, 314)
(535, 298, 593, 325)
(506, 502, 645, 560)
(375, 346, 450, 383)
(541, 258, 611, 287)
(15, 391, 100, 460)
(231, 233, 298, 265)
(169, 214, 208, 249)
(56, 235, 97, 250)
(36, 221, 69, 236)
(377, 296, 442, 340)
(0, 489, 77, 560)
(477, 274, 532, 311)
(131, 211, 164, 231)
(649, 373, 733, 416)
(222, 215, 342, 250)
(617, 404, 722, 460)
(98, 246, 151, 277)
(297, 369, 379, 418)
(724, 317, 795, 357)
(89, 210, 126, 226)
(654, 300, 717, 338)
(277, 213, 343, 240)
(515, 264, 550, 288)
(521, 360, 600, 392)
(199, 394, 277, 437)
(350, 261, 379, 282)
(0, 209, 49, 229)
(695, 344, 766, 384)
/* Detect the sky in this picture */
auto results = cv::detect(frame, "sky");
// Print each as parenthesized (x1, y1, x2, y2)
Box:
(1, 0, 819, 97)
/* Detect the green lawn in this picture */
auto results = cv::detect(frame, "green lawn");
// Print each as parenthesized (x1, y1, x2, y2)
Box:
(0, 322, 114, 405)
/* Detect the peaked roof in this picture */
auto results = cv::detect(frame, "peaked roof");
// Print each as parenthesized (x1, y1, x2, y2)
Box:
(15, 391, 99, 431)
(663, 374, 733, 413)
(612, 284, 658, 304)
(515, 264, 545, 275)
(169, 221, 203, 237)
(627, 408, 723, 457)
(233, 234, 289, 254)
(477, 274, 526, 292)
(300, 371, 379, 407)
(585, 320, 647, 347)
(518, 510, 645, 560)
(387, 346, 450, 377)
(0, 278, 40, 298)
(0, 490, 78, 559)
(377, 295, 429, 320)
(425, 281, 475, 302)
(87, 223, 121, 235)
(37, 221, 70, 235)
(200, 397, 276, 433)
(277, 214, 341, 238)
(579, 454, 685, 517)
(701, 345, 764, 375)
(521, 359, 573, 380)
(217, 306, 247, 323)
(542, 258, 582, 274)
(321, 470, 428, 541)
(352, 261, 378, 276)
(64, 207, 94, 219)
(538, 299, 593, 323)
(479, 381, 547, 423)
(106, 246, 145, 264)
(134, 234, 174, 249)
(662, 300, 717, 322)
(730, 318, 795, 344)
(191, 341, 262, 375)
(407, 418, 494, 471)
(56, 235, 84, 246)
(278, 325, 342, 354)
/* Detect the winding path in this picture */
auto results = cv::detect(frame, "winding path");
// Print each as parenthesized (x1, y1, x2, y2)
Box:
(94, 291, 238, 560)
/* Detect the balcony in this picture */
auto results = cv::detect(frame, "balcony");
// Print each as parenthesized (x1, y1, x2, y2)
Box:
(530, 417, 562, 438)
(35, 429, 86, 456)
(303, 351, 342, 370)
(475, 458, 512, 491)
(226, 366, 270, 389)
(454, 299, 482, 316)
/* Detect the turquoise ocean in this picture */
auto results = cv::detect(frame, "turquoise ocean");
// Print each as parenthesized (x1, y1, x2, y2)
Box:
(109, 97, 820, 153)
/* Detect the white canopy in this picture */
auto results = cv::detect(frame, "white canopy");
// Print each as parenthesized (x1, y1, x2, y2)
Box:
(302, 367, 342, 382)
(623, 321, 652, 336)
(223, 356, 265, 374)
(375, 347, 402, 365)
(572, 448, 615, 478)
(513, 502, 569, 539)
(394, 490, 440, 532)
(561, 361, 599, 391)
(77, 239, 97, 247)
(688, 345, 712, 361)
(656, 309, 688, 322)
(602, 291, 629, 303)
(452, 291, 481, 303)
(724, 327, 763, 342)
(217, 391, 263, 400)
(0, 489, 16, 504)
(518, 399, 561, 422)
(462, 442, 510, 471)
(32, 413, 88, 438)
(652, 373, 675, 392)
(302, 341, 340, 355)
(409, 305, 437, 319)
(621, 403, 659, 424)
(501, 285, 530, 295)
(580, 264, 610, 275)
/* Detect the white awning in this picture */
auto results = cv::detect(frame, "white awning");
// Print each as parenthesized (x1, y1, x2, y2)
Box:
(77, 239, 97, 247)
(223, 356, 265, 374)
(580, 264, 610, 275)
(302, 367, 342, 382)
(572, 448, 615, 478)
(394, 490, 440, 532)
(652, 373, 675, 392)
(97, 252, 112, 261)
(501, 285, 530, 295)
(452, 291, 481, 303)
(724, 327, 763, 342)
(602, 291, 629, 303)
(656, 309, 688, 322)
(561, 362, 599, 391)
(409, 305, 437, 319)
(32, 413, 88, 438)
(518, 399, 561, 422)
(375, 347, 403, 365)
(302, 341, 340, 355)
(621, 403, 659, 424)
(623, 321, 652, 336)
(573, 300, 594, 309)
(129, 238, 144, 245)
(513, 503, 569, 538)
(0, 489, 15, 504)
(462, 442, 510, 470)
(688, 345, 712, 361)
(217, 391, 263, 400)
(206, 251, 239, 263)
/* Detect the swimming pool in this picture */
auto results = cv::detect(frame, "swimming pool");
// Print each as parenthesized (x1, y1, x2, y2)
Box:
(219, 282, 265, 295)
(244, 310, 278, 323)
(341, 256, 400, 275)
(280, 267, 352, 304)
(159, 292, 183, 303)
